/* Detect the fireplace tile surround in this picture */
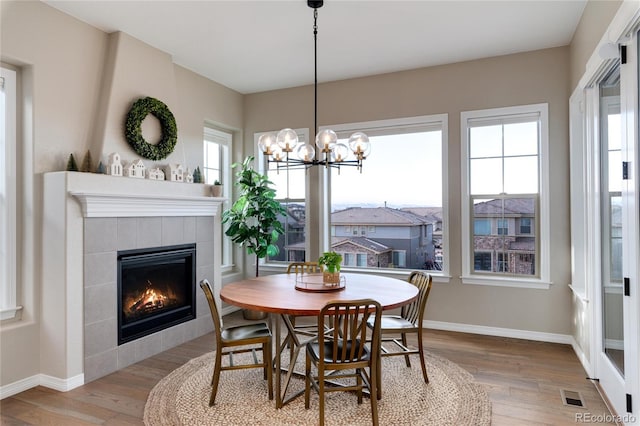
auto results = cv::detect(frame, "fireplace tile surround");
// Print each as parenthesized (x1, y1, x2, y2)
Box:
(42, 172, 223, 388)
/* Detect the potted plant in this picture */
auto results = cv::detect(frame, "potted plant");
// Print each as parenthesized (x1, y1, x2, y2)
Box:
(211, 179, 223, 197)
(222, 156, 286, 319)
(318, 251, 342, 286)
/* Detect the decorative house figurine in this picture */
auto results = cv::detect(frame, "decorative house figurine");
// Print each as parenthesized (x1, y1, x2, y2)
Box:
(165, 164, 184, 182)
(183, 167, 194, 183)
(146, 167, 165, 181)
(106, 152, 123, 176)
(124, 159, 146, 179)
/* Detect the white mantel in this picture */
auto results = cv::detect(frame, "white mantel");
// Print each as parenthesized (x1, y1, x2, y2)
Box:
(41, 172, 223, 391)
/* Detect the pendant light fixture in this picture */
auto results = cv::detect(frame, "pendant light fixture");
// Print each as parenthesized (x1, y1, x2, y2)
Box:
(258, 0, 371, 172)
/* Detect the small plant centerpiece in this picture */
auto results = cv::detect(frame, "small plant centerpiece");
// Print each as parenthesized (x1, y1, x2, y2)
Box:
(318, 251, 342, 286)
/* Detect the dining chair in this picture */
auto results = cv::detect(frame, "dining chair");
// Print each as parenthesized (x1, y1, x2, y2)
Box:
(367, 271, 432, 396)
(305, 299, 382, 426)
(286, 262, 325, 336)
(199, 279, 273, 406)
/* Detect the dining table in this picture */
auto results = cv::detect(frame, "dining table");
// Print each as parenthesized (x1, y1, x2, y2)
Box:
(220, 272, 419, 408)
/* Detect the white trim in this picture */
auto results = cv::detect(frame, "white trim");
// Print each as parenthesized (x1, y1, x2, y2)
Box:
(424, 320, 572, 345)
(572, 336, 594, 378)
(71, 192, 222, 217)
(0, 373, 84, 399)
(460, 103, 550, 288)
(1, 66, 18, 321)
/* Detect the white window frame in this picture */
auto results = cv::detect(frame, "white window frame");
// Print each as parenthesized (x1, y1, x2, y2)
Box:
(322, 114, 449, 280)
(461, 103, 551, 289)
(1, 66, 20, 320)
(203, 126, 232, 269)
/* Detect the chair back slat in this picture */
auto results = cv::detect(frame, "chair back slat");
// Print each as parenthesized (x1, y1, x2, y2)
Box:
(319, 299, 382, 364)
(400, 272, 433, 325)
(287, 262, 324, 274)
(199, 279, 223, 341)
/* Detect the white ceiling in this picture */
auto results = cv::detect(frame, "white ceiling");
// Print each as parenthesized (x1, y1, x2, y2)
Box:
(43, 0, 587, 94)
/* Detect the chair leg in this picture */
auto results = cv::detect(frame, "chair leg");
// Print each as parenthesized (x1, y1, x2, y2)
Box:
(369, 366, 380, 426)
(266, 340, 274, 400)
(209, 349, 223, 406)
(318, 366, 325, 426)
(304, 353, 311, 409)
(401, 333, 411, 367)
(417, 330, 429, 384)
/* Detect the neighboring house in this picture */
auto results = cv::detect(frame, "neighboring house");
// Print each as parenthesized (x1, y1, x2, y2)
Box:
(331, 237, 392, 268)
(472, 198, 536, 275)
(331, 207, 434, 270)
(124, 159, 146, 178)
(274, 203, 306, 262)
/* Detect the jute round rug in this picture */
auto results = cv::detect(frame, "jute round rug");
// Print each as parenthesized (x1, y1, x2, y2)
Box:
(144, 347, 491, 425)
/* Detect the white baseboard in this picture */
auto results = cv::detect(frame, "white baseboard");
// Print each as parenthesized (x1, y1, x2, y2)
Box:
(424, 320, 573, 345)
(571, 336, 594, 377)
(0, 373, 84, 400)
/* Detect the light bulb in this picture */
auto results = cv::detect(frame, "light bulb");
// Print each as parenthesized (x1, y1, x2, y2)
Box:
(258, 132, 277, 155)
(348, 132, 371, 158)
(295, 143, 316, 162)
(276, 128, 299, 152)
(331, 143, 349, 162)
(315, 129, 338, 151)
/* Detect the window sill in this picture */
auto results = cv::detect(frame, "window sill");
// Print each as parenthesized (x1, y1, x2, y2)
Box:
(461, 275, 551, 289)
(260, 264, 451, 283)
(1, 306, 23, 321)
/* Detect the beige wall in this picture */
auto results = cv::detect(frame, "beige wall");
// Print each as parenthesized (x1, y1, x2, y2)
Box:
(0, 0, 242, 388)
(245, 47, 573, 335)
(569, 0, 623, 91)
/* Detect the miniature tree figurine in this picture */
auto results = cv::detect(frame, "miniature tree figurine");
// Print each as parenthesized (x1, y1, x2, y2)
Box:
(81, 150, 93, 172)
(96, 161, 105, 174)
(193, 166, 202, 183)
(66, 153, 79, 171)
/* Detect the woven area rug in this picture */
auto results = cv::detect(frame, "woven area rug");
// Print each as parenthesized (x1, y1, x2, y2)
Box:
(144, 348, 491, 425)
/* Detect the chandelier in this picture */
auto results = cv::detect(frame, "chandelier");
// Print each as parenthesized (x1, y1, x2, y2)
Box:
(258, 0, 371, 172)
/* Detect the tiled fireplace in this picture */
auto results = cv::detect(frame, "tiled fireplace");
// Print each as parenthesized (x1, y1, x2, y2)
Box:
(42, 172, 223, 388)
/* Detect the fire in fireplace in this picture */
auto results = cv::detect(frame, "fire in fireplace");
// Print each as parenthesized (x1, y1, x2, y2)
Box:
(117, 244, 196, 345)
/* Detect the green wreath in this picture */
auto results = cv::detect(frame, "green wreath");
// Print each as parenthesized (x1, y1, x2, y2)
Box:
(125, 97, 177, 160)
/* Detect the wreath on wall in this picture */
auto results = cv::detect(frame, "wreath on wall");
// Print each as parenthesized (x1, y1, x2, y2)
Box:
(125, 97, 177, 160)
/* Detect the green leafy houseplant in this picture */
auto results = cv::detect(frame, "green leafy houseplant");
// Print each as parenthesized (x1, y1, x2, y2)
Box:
(318, 251, 342, 273)
(222, 156, 286, 278)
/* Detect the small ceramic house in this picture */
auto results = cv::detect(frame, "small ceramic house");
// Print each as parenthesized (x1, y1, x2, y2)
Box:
(165, 164, 184, 182)
(106, 152, 123, 176)
(124, 159, 146, 179)
(183, 167, 194, 183)
(146, 167, 165, 181)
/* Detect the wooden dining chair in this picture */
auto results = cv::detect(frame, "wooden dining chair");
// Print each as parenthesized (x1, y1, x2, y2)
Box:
(199, 279, 273, 406)
(367, 271, 432, 396)
(285, 261, 325, 339)
(305, 299, 382, 426)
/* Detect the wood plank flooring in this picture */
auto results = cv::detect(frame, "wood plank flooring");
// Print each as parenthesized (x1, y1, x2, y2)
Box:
(1, 311, 614, 425)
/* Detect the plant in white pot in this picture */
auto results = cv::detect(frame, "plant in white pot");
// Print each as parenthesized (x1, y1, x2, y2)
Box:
(222, 156, 286, 319)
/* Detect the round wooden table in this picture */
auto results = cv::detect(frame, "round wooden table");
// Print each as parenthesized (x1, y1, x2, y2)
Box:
(220, 272, 419, 408)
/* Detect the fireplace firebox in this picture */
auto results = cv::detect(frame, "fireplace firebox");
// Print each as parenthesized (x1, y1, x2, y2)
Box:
(117, 244, 196, 345)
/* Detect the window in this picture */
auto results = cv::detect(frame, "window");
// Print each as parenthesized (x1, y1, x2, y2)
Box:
(327, 114, 448, 275)
(461, 104, 550, 287)
(497, 219, 508, 235)
(356, 253, 367, 267)
(474, 219, 491, 235)
(1, 66, 19, 320)
(258, 129, 308, 263)
(203, 126, 232, 267)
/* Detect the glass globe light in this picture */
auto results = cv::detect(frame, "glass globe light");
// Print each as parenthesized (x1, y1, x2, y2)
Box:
(348, 132, 371, 158)
(315, 129, 338, 152)
(258, 132, 277, 155)
(295, 143, 316, 162)
(271, 145, 284, 161)
(276, 128, 299, 152)
(331, 143, 349, 162)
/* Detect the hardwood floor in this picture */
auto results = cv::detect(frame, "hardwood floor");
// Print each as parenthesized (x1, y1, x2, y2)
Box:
(1, 311, 614, 425)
